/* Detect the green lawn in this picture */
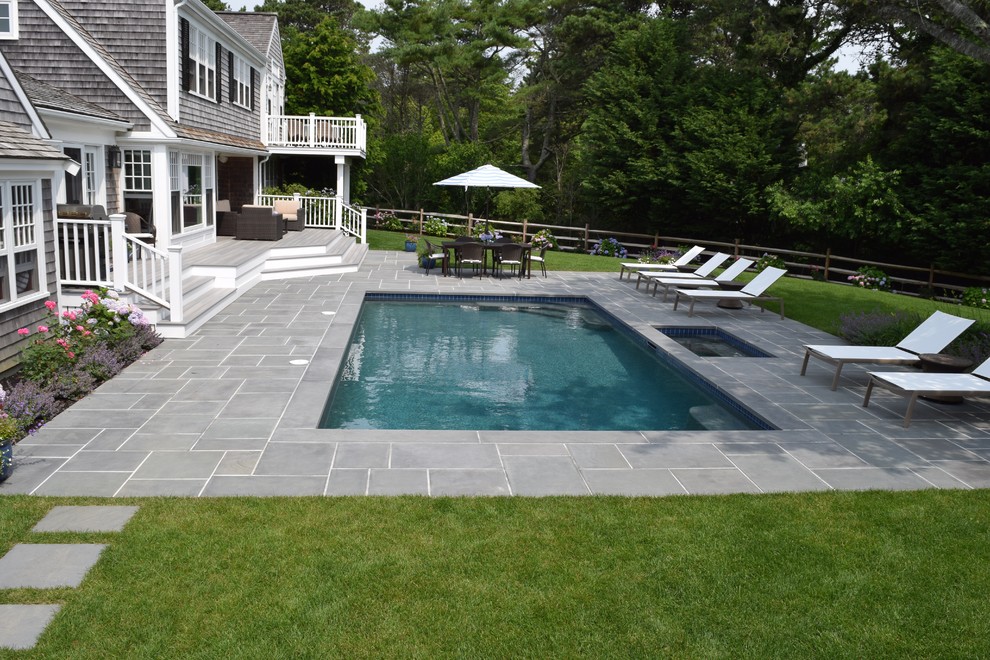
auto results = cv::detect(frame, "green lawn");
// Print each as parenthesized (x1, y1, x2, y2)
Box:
(3, 493, 990, 658)
(3, 236, 989, 657)
(370, 229, 989, 336)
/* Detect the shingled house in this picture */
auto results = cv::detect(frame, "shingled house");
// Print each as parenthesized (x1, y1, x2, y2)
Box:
(0, 50, 75, 372)
(0, 0, 367, 348)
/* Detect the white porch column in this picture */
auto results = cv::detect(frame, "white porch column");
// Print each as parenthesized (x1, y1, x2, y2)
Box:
(334, 155, 350, 204)
(109, 213, 127, 292)
(150, 145, 172, 247)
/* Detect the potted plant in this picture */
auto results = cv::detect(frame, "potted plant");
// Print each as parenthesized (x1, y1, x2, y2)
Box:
(416, 239, 435, 270)
(0, 410, 18, 484)
(404, 234, 419, 252)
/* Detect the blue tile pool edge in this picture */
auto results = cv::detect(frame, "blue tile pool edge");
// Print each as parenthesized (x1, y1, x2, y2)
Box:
(353, 292, 777, 431)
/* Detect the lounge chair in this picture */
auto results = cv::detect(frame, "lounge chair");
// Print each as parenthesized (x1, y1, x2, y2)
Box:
(801, 310, 975, 390)
(619, 245, 705, 280)
(863, 356, 990, 427)
(273, 199, 306, 231)
(634, 251, 730, 289)
(646, 257, 754, 300)
(673, 266, 787, 318)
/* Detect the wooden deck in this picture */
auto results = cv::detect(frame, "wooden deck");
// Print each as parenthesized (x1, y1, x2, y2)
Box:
(183, 228, 343, 267)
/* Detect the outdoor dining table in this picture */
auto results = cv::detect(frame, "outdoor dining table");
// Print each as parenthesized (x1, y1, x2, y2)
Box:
(442, 241, 533, 278)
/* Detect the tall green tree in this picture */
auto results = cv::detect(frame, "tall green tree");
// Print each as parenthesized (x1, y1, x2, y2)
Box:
(282, 17, 379, 116)
(254, 0, 360, 33)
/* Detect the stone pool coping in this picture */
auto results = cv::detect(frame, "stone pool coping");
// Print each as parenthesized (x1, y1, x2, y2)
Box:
(4, 250, 990, 496)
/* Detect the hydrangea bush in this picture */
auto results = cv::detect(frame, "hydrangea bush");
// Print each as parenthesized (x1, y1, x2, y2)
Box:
(848, 266, 891, 291)
(961, 287, 990, 310)
(3, 289, 162, 443)
(422, 217, 448, 237)
(590, 237, 627, 258)
(530, 229, 557, 251)
(638, 247, 679, 265)
(372, 211, 403, 232)
(755, 253, 787, 272)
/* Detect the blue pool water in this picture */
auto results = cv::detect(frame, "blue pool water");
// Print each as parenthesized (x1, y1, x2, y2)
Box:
(319, 298, 763, 431)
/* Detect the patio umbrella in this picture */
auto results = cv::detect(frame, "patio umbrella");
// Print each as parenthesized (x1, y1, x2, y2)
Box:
(433, 164, 540, 221)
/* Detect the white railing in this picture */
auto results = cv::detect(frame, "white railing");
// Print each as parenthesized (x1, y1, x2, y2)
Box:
(255, 194, 366, 243)
(339, 199, 367, 244)
(56, 215, 182, 322)
(265, 114, 367, 155)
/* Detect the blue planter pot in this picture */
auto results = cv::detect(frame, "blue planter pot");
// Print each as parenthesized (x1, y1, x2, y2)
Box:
(404, 241, 417, 252)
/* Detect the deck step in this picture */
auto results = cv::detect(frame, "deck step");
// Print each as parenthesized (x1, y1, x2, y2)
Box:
(156, 286, 239, 338)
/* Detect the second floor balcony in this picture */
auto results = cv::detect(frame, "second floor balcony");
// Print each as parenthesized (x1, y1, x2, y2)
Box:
(265, 114, 367, 158)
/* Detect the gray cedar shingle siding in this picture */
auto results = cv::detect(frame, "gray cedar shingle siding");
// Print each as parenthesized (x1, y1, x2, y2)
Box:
(0, 121, 65, 160)
(0, 76, 33, 132)
(57, 0, 169, 107)
(0, 1, 153, 131)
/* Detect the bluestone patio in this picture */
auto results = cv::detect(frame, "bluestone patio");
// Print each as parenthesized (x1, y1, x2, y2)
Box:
(4, 250, 990, 497)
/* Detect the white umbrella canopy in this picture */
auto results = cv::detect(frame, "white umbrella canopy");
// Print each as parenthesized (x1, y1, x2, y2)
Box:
(433, 164, 540, 190)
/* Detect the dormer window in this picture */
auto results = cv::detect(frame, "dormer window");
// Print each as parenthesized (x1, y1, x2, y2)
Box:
(0, 0, 18, 40)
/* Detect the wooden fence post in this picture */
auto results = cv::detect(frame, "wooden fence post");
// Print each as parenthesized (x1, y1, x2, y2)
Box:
(653, 231, 659, 249)
(419, 208, 424, 234)
(522, 218, 528, 242)
(734, 239, 740, 258)
(824, 248, 831, 281)
(584, 224, 590, 252)
(468, 213, 473, 236)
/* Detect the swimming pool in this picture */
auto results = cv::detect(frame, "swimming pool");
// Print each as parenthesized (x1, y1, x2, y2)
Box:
(319, 295, 768, 431)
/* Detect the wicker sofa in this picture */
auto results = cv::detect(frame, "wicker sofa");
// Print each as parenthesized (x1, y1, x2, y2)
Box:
(216, 199, 239, 236)
(236, 205, 284, 241)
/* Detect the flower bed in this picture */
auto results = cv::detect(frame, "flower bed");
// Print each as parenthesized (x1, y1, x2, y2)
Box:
(1, 289, 162, 446)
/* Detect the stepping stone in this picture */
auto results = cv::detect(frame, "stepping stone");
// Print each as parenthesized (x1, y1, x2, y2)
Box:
(32, 505, 139, 533)
(0, 544, 106, 589)
(0, 604, 61, 650)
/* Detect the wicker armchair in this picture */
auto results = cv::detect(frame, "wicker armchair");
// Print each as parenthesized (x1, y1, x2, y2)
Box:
(236, 205, 284, 241)
(216, 199, 239, 236)
(273, 199, 306, 231)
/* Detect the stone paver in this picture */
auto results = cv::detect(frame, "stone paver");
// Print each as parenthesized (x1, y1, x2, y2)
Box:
(3, 252, 990, 497)
(0, 604, 61, 650)
(0, 544, 106, 589)
(32, 506, 139, 533)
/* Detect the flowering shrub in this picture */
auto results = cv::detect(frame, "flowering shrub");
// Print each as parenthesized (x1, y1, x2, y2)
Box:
(848, 266, 891, 291)
(839, 311, 921, 346)
(755, 253, 786, 272)
(529, 229, 557, 251)
(590, 237, 627, 258)
(373, 211, 403, 232)
(422, 217, 448, 237)
(961, 287, 990, 310)
(3, 290, 163, 443)
(638, 247, 678, 265)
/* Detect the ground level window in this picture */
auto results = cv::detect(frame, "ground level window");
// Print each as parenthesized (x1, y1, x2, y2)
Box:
(0, 180, 43, 306)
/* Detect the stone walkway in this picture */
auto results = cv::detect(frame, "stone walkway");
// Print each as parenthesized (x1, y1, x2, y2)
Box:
(0, 506, 138, 650)
(3, 251, 990, 496)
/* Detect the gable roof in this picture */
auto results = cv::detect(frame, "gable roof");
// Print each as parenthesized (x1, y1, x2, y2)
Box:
(215, 12, 279, 58)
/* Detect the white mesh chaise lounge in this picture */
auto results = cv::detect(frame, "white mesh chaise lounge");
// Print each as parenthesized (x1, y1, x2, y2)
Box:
(647, 257, 754, 301)
(629, 252, 729, 289)
(863, 355, 990, 427)
(673, 267, 787, 318)
(619, 245, 705, 281)
(801, 311, 975, 391)
(635, 252, 731, 290)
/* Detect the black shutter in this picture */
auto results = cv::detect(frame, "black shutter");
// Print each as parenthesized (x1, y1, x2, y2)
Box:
(180, 18, 191, 92)
(228, 52, 235, 103)
(250, 68, 256, 111)
(215, 42, 222, 101)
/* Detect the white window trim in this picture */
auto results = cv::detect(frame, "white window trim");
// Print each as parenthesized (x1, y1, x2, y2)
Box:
(0, 179, 46, 311)
(189, 23, 217, 101)
(123, 149, 153, 192)
(0, 0, 19, 40)
(233, 55, 252, 109)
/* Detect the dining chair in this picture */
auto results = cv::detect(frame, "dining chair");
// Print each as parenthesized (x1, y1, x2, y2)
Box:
(454, 242, 484, 277)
